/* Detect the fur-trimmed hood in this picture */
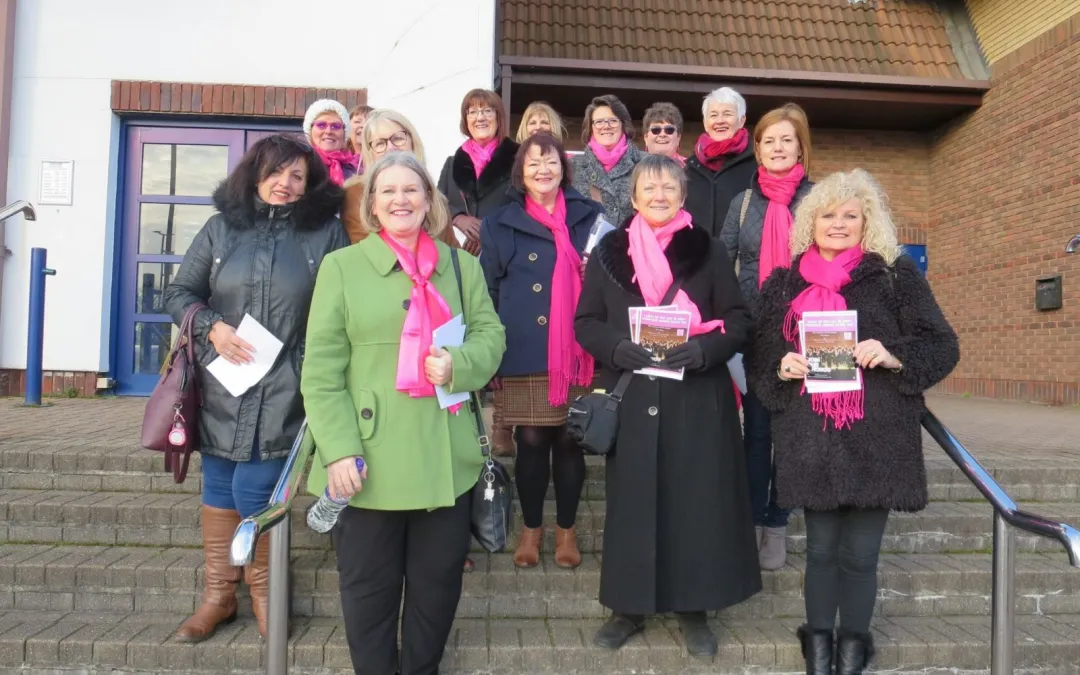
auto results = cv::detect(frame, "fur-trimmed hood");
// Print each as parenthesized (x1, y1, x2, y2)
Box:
(451, 137, 519, 201)
(211, 178, 344, 230)
(593, 216, 714, 297)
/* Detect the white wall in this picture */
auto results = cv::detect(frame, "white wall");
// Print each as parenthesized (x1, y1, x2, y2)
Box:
(1, 0, 495, 373)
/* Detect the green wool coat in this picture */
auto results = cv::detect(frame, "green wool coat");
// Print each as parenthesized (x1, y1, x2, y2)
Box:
(301, 235, 506, 511)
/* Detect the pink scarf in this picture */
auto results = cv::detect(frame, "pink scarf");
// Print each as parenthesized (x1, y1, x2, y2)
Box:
(588, 135, 629, 173)
(671, 153, 687, 167)
(757, 164, 806, 288)
(694, 128, 749, 172)
(314, 147, 359, 186)
(462, 139, 498, 178)
(524, 191, 595, 405)
(627, 209, 725, 337)
(379, 230, 455, 405)
(782, 245, 865, 430)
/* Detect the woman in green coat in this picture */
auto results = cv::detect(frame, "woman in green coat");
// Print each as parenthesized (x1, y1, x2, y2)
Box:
(301, 151, 506, 675)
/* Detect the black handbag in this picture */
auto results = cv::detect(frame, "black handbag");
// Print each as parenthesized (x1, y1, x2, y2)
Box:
(566, 278, 684, 456)
(450, 248, 514, 553)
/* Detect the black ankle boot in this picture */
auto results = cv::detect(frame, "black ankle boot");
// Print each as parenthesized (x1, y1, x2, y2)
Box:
(676, 612, 717, 658)
(835, 629, 874, 675)
(593, 614, 645, 650)
(796, 624, 834, 675)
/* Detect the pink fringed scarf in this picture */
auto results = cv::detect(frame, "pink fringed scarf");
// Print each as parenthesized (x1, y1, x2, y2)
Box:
(524, 190, 594, 405)
(757, 164, 806, 288)
(782, 245, 865, 430)
(627, 209, 725, 337)
(315, 147, 359, 186)
(462, 139, 497, 178)
(379, 230, 458, 409)
(588, 135, 629, 173)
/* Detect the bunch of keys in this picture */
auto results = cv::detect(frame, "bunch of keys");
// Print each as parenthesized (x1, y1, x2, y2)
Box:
(168, 411, 187, 447)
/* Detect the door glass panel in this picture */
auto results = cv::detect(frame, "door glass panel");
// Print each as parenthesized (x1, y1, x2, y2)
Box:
(138, 203, 214, 255)
(135, 262, 179, 314)
(134, 322, 180, 375)
(141, 144, 229, 196)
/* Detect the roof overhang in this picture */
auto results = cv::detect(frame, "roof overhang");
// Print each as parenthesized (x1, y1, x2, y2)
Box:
(498, 56, 990, 131)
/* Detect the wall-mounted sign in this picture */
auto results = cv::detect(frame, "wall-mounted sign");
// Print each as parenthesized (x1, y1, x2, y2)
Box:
(39, 160, 74, 206)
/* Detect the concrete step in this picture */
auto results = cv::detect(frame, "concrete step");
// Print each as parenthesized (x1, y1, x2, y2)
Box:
(1, 544, 1078, 620)
(4, 435, 1080, 503)
(2, 609, 1080, 674)
(2, 489, 1080, 555)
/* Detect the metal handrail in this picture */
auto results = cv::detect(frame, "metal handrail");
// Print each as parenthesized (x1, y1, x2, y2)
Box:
(922, 409, 1080, 675)
(230, 418, 315, 675)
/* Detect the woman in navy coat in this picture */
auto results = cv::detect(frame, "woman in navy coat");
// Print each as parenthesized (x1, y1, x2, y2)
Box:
(480, 133, 604, 570)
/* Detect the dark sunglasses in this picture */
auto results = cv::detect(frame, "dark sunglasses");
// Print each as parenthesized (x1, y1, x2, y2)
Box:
(649, 125, 678, 136)
(313, 121, 345, 131)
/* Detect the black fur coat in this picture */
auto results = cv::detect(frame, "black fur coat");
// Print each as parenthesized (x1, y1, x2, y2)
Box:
(437, 137, 518, 223)
(744, 253, 960, 512)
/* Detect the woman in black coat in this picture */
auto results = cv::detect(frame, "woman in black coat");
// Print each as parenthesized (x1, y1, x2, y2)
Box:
(479, 133, 603, 571)
(163, 135, 348, 642)
(575, 154, 760, 658)
(745, 169, 959, 675)
(437, 88, 520, 462)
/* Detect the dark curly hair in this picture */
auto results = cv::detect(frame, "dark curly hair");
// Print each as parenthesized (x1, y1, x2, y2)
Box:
(217, 134, 331, 205)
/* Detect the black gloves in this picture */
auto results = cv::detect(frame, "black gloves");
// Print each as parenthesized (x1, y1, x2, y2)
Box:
(611, 339, 655, 370)
(662, 340, 705, 371)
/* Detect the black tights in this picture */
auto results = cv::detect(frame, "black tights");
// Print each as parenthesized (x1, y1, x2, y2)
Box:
(514, 425, 585, 529)
(804, 507, 890, 634)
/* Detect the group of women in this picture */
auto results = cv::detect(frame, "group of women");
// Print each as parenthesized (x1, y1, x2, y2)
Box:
(163, 85, 960, 675)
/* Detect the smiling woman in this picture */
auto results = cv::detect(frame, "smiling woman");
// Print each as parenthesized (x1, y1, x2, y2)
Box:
(303, 99, 359, 185)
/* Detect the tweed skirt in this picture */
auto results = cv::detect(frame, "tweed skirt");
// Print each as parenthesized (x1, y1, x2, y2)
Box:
(495, 374, 591, 427)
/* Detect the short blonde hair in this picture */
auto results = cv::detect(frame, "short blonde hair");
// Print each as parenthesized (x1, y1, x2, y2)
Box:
(516, 102, 566, 143)
(791, 169, 902, 264)
(359, 152, 449, 239)
(360, 109, 426, 173)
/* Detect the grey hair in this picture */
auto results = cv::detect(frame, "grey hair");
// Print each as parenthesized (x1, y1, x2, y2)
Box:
(629, 154, 689, 203)
(701, 87, 747, 120)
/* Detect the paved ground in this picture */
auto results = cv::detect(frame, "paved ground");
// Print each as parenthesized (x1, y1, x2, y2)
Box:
(0, 393, 1076, 462)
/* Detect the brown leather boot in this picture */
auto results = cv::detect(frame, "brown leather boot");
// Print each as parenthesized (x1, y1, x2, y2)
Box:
(176, 506, 242, 642)
(554, 526, 582, 569)
(513, 526, 543, 568)
(491, 426, 516, 458)
(246, 533, 270, 638)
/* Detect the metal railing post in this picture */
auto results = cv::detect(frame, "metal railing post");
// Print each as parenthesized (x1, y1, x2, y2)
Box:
(25, 247, 55, 406)
(991, 511, 1016, 675)
(266, 517, 291, 674)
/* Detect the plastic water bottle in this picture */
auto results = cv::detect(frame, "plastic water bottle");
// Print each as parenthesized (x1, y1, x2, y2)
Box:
(306, 457, 365, 533)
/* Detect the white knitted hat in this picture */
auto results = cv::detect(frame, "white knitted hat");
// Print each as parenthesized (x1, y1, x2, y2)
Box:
(303, 99, 351, 139)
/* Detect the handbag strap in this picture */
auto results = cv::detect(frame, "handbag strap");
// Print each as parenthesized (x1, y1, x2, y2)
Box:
(449, 248, 492, 458)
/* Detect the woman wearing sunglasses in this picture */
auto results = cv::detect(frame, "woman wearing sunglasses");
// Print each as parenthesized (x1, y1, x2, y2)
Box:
(642, 102, 687, 166)
(303, 99, 360, 186)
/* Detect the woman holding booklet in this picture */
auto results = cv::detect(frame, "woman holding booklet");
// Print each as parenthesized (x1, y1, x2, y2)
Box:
(479, 132, 604, 569)
(745, 169, 959, 675)
(575, 154, 759, 657)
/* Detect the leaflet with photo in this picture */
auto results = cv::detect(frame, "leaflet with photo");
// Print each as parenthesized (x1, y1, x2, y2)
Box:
(799, 310, 862, 393)
(629, 307, 692, 380)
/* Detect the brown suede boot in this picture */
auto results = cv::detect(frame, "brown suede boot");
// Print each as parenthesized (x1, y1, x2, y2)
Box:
(176, 506, 242, 642)
(513, 526, 544, 568)
(554, 526, 582, 569)
(246, 533, 270, 638)
(491, 426, 516, 458)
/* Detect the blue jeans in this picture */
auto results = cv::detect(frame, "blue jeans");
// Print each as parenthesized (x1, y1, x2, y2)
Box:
(742, 389, 789, 528)
(201, 451, 286, 518)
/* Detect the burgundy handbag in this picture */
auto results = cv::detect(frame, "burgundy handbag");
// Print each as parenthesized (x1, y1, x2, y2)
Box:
(140, 303, 205, 483)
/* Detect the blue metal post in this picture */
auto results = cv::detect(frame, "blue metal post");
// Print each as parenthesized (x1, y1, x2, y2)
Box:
(25, 248, 56, 406)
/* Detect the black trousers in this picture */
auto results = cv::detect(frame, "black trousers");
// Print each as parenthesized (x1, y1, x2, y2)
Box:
(803, 507, 890, 633)
(333, 492, 471, 675)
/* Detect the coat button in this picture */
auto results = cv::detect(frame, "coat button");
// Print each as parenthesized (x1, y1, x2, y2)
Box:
(214, 257, 221, 263)
(648, 406, 658, 416)
(402, 299, 411, 310)
(360, 408, 373, 420)
(532, 283, 542, 292)
(537, 316, 547, 326)
(648, 375, 657, 381)
(528, 253, 538, 262)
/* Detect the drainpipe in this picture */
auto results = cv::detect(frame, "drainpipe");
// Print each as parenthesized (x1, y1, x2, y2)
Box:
(0, 0, 19, 354)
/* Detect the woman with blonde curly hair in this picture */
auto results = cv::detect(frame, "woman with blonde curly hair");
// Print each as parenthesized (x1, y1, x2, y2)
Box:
(745, 170, 959, 675)
(515, 101, 567, 142)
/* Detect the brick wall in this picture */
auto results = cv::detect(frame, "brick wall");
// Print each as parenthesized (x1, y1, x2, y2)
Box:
(965, 0, 1080, 64)
(111, 80, 367, 117)
(0, 370, 98, 398)
(927, 20, 1080, 405)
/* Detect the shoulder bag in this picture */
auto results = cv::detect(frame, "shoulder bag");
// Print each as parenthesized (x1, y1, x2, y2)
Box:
(139, 302, 205, 483)
(449, 248, 513, 553)
(566, 277, 684, 456)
